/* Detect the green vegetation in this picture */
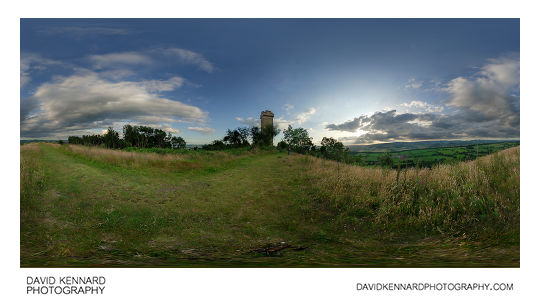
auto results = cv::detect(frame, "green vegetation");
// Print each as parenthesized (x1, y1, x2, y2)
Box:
(21, 142, 519, 267)
(357, 141, 520, 168)
(67, 124, 280, 152)
(68, 125, 186, 149)
(283, 125, 314, 153)
(251, 125, 281, 147)
(347, 139, 519, 152)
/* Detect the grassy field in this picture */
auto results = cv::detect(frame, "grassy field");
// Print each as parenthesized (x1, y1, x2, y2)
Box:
(20, 143, 519, 267)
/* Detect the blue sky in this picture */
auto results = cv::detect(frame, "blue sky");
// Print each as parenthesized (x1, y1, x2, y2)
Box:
(20, 19, 520, 144)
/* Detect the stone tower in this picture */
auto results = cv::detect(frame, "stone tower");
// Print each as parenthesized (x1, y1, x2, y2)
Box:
(260, 110, 274, 146)
(260, 110, 274, 130)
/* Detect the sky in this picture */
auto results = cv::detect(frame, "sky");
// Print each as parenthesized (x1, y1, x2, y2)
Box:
(20, 18, 520, 144)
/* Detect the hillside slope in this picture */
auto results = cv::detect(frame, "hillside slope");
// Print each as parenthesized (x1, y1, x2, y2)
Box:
(20, 143, 519, 267)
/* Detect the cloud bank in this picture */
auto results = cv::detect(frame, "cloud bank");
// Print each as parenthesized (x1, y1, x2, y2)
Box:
(86, 48, 215, 73)
(38, 26, 131, 37)
(20, 46, 218, 139)
(326, 55, 519, 143)
(161, 48, 215, 73)
(188, 126, 216, 134)
(20, 53, 64, 88)
(405, 77, 423, 89)
(89, 52, 153, 69)
(21, 71, 207, 138)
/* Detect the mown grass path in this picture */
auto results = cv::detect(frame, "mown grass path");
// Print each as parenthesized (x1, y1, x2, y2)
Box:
(21, 143, 519, 267)
(23, 144, 316, 266)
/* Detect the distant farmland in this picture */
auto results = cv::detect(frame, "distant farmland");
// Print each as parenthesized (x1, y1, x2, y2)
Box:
(354, 141, 520, 168)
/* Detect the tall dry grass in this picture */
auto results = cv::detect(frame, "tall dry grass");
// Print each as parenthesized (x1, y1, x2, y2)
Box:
(299, 147, 520, 239)
(59, 144, 251, 171)
(20, 143, 48, 239)
(20, 143, 46, 200)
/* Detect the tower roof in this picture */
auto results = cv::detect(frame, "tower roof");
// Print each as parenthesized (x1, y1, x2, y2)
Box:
(260, 110, 274, 118)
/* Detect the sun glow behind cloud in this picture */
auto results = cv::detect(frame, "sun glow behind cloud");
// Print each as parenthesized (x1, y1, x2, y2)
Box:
(324, 54, 519, 144)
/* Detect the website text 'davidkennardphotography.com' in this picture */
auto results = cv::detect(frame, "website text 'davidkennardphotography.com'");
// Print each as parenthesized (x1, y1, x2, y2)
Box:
(356, 282, 514, 292)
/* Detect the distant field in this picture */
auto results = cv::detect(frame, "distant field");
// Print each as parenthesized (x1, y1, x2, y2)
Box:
(21, 143, 519, 267)
(355, 141, 520, 168)
(347, 139, 519, 152)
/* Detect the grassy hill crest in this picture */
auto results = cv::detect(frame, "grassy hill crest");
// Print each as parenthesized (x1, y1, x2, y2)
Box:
(20, 143, 519, 267)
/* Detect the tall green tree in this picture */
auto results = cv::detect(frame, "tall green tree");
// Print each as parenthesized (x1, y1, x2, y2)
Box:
(68, 136, 83, 144)
(320, 137, 348, 161)
(123, 124, 139, 147)
(169, 135, 186, 149)
(379, 152, 393, 168)
(202, 140, 226, 150)
(223, 127, 250, 147)
(282, 125, 313, 153)
(71, 124, 187, 150)
(103, 127, 121, 149)
(250, 125, 280, 147)
(81, 134, 103, 146)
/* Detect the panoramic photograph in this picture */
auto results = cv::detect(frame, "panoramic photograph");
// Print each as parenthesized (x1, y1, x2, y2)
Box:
(20, 18, 519, 267)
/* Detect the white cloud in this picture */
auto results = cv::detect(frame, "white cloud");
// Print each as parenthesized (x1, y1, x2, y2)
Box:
(20, 48, 218, 139)
(135, 116, 177, 123)
(187, 126, 216, 134)
(21, 72, 207, 138)
(273, 117, 294, 130)
(405, 77, 423, 89)
(164, 127, 181, 134)
(89, 52, 152, 69)
(325, 55, 520, 143)
(235, 117, 259, 127)
(444, 54, 519, 121)
(294, 107, 316, 124)
(139, 77, 184, 92)
(283, 104, 294, 113)
(21, 74, 31, 88)
(98, 69, 136, 80)
(20, 53, 63, 88)
(396, 100, 444, 113)
(144, 123, 181, 134)
(162, 48, 215, 73)
(407, 118, 433, 127)
(479, 56, 520, 89)
(88, 48, 215, 73)
(38, 26, 130, 36)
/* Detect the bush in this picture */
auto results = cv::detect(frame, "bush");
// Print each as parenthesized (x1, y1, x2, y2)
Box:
(223, 127, 250, 147)
(379, 152, 393, 168)
(277, 141, 288, 151)
(202, 140, 227, 151)
(283, 125, 313, 154)
(251, 125, 280, 147)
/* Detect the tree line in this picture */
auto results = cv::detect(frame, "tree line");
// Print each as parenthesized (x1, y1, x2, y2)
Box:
(279, 125, 366, 165)
(68, 125, 186, 149)
(66, 123, 374, 166)
(201, 125, 280, 150)
(205, 124, 365, 165)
